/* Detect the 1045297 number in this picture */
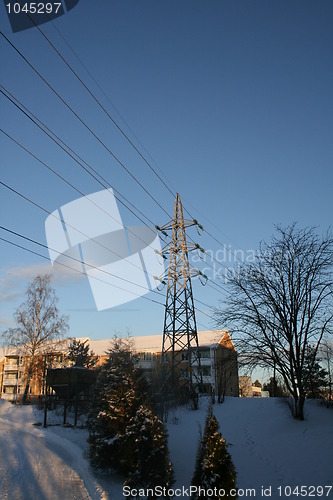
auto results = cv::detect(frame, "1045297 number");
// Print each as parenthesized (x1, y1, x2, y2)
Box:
(6, 2, 62, 14)
(277, 486, 332, 497)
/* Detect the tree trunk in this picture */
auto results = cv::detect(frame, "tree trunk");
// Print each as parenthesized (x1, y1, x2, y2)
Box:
(22, 377, 31, 404)
(22, 363, 33, 404)
(294, 396, 305, 420)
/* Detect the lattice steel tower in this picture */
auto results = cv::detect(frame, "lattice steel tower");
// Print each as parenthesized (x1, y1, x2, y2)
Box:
(157, 194, 205, 396)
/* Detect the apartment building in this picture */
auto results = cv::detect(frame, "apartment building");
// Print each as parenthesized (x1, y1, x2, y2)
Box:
(87, 329, 239, 399)
(0, 330, 239, 401)
(0, 344, 66, 401)
(0, 350, 25, 400)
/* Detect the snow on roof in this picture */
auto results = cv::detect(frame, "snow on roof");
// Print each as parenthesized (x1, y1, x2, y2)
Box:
(0, 330, 233, 360)
(0, 339, 69, 358)
(84, 330, 229, 356)
(0, 345, 22, 358)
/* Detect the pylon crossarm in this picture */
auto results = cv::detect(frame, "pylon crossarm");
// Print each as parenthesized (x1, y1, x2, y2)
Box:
(161, 241, 199, 255)
(157, 219, 199, 232)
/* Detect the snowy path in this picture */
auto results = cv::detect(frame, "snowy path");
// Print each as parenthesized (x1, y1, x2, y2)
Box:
(0, 402, 106, 500)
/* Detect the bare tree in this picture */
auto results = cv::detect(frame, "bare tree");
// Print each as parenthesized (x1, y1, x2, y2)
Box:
(214, 224, 333, 420)
(2, 275, 69, 401)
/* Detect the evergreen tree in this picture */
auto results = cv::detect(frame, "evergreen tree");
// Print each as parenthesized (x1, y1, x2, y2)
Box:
(123, 405, 174, 497)
(87, 337, 145, 470)
(88, 337, 173, 491)
(302, 346, 328, 399)
(263, 377, 287, 397)
(68, 339, 98, 368)
(191, 426, 204, 490)
(191, 407, 237, 499)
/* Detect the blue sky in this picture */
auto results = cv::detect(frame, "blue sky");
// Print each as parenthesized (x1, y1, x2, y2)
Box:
(1, 0, 332, 342)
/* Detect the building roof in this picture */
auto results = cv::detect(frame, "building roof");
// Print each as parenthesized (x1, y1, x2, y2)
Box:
(219, 331, 236, 350)
(0, 330, 235, 360)
(82, 329, 231, 356)
(0, 345, 21, 360)
(0, 339, 69, 359)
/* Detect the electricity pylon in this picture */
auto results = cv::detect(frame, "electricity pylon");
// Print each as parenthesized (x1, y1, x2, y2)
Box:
(156, 193, 206, 399)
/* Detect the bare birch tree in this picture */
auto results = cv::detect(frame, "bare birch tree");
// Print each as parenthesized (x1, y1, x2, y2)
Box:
(214, 224, 333, 420)
(2, 274, 68, 401)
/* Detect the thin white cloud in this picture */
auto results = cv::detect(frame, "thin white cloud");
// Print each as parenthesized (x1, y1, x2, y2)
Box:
(5, 262, 53, 280)
(0, 262, 84, 302)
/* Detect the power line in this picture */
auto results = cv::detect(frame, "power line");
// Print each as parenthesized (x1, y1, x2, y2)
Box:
(1, 101, 230, 302)
(1, 44, 239, 300)
(1, 34, 245, 276)
(1, 119, 230, 304)
(0, 227, 166, 306)
(35, 23, 246, 267)
(0, 122, 160, 256)
(1, 31, 172, 219)
(0, 232, 215, 325)
(0, 180, 163, 286)
(50, 20, 178, 198)
(1, 15, 249, 334)
(1, 91, 231, 301)
(0, 87, 154, 228)
(30, 16, 176, 201)
(2, 19, 247, 271)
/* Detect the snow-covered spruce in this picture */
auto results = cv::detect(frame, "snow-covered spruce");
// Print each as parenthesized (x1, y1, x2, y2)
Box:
(123, 405, 174, 495)
(87, 337, 173, 493)
(191, 406, 237, 499)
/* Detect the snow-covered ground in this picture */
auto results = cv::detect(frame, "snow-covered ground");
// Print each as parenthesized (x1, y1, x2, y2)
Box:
(167, 397, 333, 499)
(0, 397, 332, 499)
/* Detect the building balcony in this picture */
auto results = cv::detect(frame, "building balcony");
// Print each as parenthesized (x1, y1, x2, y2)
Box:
(4, 364, 19, 371)
(2, 377, 23, 386)
(196, 357, 212, 365)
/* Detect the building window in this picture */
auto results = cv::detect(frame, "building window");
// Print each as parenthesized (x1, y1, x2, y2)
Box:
(4, 386, 15, 394)
(200, 350, 211, 359)
(202, 366, 211, 376)
(137, 352, 154, 361)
